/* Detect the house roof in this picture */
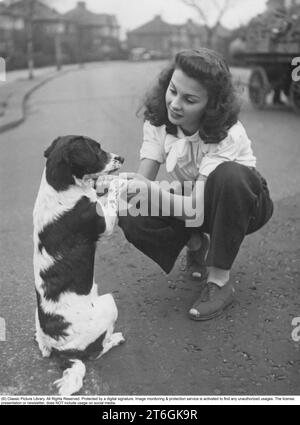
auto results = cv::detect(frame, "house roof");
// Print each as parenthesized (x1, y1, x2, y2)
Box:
(129, 15, 175, 35)
(64, 1, 119, 27)
(128, 15, 208, 36)
(0, 2, 22, 18)
(0, 4, 8, 15)
(8, 0, 62, 22)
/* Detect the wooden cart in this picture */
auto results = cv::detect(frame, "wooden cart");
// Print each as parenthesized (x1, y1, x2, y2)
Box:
(239, 5, 300, 113)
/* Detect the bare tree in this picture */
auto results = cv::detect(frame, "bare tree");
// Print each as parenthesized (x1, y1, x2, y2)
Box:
(180, 0, 239, 48)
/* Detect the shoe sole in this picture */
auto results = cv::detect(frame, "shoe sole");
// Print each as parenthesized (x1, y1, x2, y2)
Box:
(190, 270, 208, 282)
(180, 266, 208, 281)
(188, 298, 235, 321)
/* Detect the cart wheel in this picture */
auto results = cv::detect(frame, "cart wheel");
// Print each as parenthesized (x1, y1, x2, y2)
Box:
(290, 81, 300, 114)
(248, 67, 270, 109)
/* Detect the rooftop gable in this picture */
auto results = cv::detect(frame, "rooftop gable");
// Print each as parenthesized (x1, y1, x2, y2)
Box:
(8, 0, 62, 22)
(129, 15, 209, 36)
(64, 1, 118, 27)
(129, 15, 174, 34)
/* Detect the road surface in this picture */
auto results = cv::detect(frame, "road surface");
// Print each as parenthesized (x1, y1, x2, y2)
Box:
(0, 61, 299, 396)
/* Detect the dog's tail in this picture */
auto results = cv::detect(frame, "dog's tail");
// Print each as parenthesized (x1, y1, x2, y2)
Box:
(53, 359, 86, 396)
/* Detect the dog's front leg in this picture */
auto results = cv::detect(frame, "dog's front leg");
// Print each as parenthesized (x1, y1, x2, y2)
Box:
(96, 179, 127, 236)
(96, 193, 118, 237)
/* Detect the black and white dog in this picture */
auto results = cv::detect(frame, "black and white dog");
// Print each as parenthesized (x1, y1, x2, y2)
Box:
(33, 135, 126, 395)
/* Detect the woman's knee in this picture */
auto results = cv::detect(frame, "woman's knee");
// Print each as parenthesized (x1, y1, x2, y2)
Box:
(209, 162, 246, 185)
(208, 162, 260, 194)
(205, 162, 261, 214)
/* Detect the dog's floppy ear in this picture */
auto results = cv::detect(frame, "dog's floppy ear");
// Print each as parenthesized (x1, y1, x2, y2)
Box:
(44, 137, 61, 159)
(44, 137, 74, 191)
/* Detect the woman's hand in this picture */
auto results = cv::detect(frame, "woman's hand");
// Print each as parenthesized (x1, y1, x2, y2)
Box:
(120, 172, 151, 186)
(120, 172, 152, 202)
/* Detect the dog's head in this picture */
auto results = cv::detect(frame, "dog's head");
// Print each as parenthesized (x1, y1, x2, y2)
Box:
(44, 135, 124, 191)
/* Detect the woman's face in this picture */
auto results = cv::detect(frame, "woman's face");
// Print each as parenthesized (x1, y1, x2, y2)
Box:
(165, 68, 209, 135)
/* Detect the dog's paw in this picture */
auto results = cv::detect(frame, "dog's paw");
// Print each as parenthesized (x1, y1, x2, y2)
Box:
(109, 178, 128, 196)
(96, 175, 118, 196)
(54, 377, 79, 396)
(53, 360, 86, 396)
(111, 332, 125, 345)
(40, 346, 52, 358)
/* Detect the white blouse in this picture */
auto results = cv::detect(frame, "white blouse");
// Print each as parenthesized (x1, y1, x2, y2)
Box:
(140, 120, 256, 183)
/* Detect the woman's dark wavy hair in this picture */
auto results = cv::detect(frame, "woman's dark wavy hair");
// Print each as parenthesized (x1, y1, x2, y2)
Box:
(141, 48, 241, 144)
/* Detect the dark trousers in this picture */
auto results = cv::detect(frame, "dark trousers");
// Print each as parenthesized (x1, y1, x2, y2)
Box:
(118, 162, 274, 274)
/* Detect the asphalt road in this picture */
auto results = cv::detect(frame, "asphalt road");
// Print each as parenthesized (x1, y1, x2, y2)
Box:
(0, 61, 299, 396)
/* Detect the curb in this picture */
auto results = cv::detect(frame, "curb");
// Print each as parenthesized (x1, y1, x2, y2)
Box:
(0, 68, 74, 134)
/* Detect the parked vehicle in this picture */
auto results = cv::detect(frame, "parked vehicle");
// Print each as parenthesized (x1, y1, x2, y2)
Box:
(128, 47, 167, 61)
(236, 5, 300, 114)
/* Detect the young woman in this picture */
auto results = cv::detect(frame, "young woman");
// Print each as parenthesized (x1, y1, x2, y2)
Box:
(117, 48, 274, 321)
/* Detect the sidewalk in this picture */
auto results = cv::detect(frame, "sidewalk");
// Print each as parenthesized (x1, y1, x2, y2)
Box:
(0, 65, 78, 134)
(0, 63, 251, 135)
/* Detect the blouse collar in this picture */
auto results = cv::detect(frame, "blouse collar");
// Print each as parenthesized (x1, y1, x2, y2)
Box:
(164, 126, 201, 173)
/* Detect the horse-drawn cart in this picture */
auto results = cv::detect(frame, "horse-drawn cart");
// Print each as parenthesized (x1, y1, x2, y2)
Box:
(238, 4, 300, 113)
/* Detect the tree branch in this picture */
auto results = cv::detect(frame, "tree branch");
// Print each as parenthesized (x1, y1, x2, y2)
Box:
(181, 0, 238, 28)
(181, 0, 209, 26)
(213, 0, 231, 28)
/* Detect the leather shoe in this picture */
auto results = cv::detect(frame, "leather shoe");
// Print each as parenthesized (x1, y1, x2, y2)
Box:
(189, 281, 235, 321)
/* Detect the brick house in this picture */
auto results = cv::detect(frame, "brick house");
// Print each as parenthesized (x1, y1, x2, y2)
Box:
(127, 15, 207, 57)
(0, 0, 122, 68)
(0, 3, 24, 57)
(7, 0, 64, 33)
(64, 1, 121, 61)
(4, 0, 65, 68)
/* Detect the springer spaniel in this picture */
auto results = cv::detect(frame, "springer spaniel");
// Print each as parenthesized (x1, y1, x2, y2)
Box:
(33, 135, 126, 395)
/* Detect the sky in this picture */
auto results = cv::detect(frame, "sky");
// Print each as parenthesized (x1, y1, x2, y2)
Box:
(2, 0, 269, 36)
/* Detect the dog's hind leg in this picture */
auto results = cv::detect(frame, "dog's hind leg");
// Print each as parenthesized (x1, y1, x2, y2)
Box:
(35, 309, 52, 358)
(92, 294, 125, 359)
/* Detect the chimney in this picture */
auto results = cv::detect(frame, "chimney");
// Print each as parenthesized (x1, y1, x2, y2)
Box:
(77, 1, 86, 9)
